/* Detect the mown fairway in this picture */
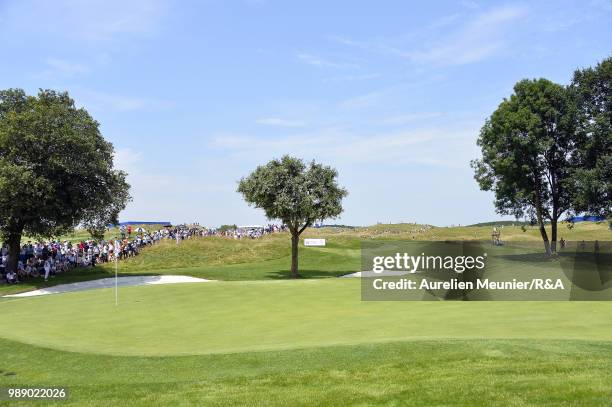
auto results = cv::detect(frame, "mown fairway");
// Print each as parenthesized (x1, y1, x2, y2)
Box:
(3, 280, 612, 356)
(0, 222, 610, 405)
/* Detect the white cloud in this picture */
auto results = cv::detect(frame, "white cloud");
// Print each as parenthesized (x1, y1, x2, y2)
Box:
(378, 112, 443, 126)
(339, 90, 385, 109)
(114, 147, 233, 223)
(0, 0, 168, 43)
(590, 0, 612, 12)
(324, 73, 381, 82)
(211, 125, 476, 168)
(407, 5, 527, 65)
(333, 5, 527, 67)
(429, 14, 462, 29)
(297, 53, 359, 69)
(114, 148, 143, 173)
(77, 90, 174, 112)
(256, 118, 306, 127)
(33, 58, 90, 79)
(460, 0, 480, 10)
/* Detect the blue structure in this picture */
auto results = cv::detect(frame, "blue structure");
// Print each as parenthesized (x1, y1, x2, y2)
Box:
(568, 216, 606, 223)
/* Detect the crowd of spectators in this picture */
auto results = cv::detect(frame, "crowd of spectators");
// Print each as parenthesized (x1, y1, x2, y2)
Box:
(1, 223, 287, 284)
(203, 224, 287, 239)
(0, 229, 164, 284)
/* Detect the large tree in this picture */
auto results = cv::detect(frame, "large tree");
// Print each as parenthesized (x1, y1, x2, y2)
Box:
(569, 58, 612, 221)
(237, 156, 347, 278)
(471, 79, 577, 255)
(0, 89, 130, 272)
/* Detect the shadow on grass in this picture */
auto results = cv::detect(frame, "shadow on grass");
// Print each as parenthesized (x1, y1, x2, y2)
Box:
(495, 252, 562, 263)
(265, 269, 356, 279)
(495, 251, 612, 264)
(489, 251, 612, 294)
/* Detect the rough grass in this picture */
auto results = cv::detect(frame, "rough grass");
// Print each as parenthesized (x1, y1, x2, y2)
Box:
(106, 234, 292, 272)
(95, 233, 360, 280)
(311, 221, 610, 242)
(1, 337, 612, 405)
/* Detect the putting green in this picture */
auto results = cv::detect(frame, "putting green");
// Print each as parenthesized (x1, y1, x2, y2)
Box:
(1, 279, 612, 356)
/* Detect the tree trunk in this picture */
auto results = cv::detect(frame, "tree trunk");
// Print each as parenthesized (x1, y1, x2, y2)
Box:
(534, 183, 551, 256)
(539, 224, 551, 255)
(5, 230, 22, 273)
(290, 233, 299, 278)
(550, 218, 558, 253)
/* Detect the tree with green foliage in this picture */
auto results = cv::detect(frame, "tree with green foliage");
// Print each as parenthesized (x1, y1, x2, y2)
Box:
(569, 58, 612, 223)
(471, 79, 577, 255)
(0, 89, 130, 272)
(237, 156, 347, 278)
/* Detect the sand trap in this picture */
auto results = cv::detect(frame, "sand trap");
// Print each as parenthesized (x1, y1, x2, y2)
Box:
(3, 275, 212, 298)
(340, 270, 412, 278)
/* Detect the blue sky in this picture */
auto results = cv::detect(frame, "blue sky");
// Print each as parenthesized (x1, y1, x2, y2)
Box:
(1, 0, 610, 227)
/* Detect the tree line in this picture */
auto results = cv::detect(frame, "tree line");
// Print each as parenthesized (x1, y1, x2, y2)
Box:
(472, 57, 611, 255)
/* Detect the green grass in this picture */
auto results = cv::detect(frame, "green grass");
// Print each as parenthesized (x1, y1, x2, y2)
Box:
(0, 221, 610, 405)
(345, 221, 609, 241)
(93, 234, 360, 281)
(2, 279, 612, 405)
(98, 232, 607, 285)
(1, 337, 612, 406)
(2, 280, 612, 356)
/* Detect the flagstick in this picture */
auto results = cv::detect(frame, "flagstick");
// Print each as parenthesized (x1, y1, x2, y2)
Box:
(115, 255, 118, 306)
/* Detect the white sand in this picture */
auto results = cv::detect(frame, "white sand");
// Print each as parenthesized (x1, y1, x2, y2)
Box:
(340, 270, 412, 278)
(3, 275, 212, 298)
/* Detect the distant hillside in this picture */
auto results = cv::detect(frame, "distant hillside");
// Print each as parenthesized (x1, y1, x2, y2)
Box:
(468, 221, 531, 227)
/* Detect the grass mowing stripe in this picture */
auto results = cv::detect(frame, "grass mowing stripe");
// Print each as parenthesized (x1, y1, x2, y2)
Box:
(1, 337, 612, 406)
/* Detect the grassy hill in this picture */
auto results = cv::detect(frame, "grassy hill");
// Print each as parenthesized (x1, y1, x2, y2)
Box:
(99, 220, 609, 277)
(314, 221, 609, 241)
(468, 220, 532, 226)
(2, 221, 608, 296)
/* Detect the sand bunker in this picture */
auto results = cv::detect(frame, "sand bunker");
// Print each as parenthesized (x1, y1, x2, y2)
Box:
(3, 275, 212, 298)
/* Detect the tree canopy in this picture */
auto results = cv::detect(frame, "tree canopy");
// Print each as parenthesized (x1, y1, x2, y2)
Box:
(569, 58, 612, 220)
(238, 155, 347, 277)
(0, 88, 130, 271)
(472, 57, 612, 252)
(471, 79, 577, 254)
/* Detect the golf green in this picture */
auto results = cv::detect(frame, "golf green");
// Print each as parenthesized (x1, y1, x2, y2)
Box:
(2, 279, 612, 356)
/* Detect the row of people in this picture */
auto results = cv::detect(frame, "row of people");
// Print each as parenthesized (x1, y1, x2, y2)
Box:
(201, 224, 287, 239)
(1, 229, 168, 284)
(1, 223, 288, 284)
